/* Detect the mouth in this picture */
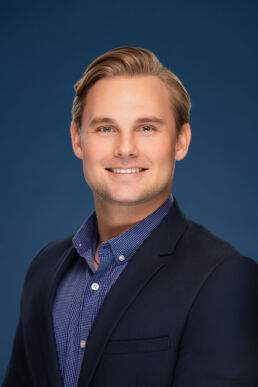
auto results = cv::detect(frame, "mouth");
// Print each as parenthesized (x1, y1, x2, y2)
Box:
(106, 168, 148, 174)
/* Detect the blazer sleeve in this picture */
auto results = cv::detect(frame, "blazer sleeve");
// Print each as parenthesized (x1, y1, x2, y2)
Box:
(2, 316, 32, 387)
(172, 256, 258, 387)
(2, 243, 51, 387)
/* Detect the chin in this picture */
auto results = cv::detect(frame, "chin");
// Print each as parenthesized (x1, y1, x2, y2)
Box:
(102, 193, 146, 206)
(94, 186, 170, 207)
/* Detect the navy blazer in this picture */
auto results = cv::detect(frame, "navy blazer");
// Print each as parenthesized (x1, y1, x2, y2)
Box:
(3, 199, 258, 386)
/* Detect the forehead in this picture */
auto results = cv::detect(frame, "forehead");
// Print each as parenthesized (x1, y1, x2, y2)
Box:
(82, 75, 174, 123)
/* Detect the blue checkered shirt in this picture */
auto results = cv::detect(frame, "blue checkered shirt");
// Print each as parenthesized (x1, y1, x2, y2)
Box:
(53, 195, 173, 387)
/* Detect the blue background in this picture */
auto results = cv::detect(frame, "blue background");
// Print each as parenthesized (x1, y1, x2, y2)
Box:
(1, 0, 257, 382)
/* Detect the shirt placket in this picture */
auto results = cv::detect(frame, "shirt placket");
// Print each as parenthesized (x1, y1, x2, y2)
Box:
(77, 245, 112, 377)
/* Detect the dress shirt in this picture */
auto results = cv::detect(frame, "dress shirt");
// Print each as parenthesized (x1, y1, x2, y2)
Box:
(53, 195, 173, 387)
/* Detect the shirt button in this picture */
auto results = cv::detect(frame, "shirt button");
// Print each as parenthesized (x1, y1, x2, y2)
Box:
(80, 340, 86, 348)
(79, 243, 82, 247)
(91, 282, 99, 291)
(118, 254, 125, 262)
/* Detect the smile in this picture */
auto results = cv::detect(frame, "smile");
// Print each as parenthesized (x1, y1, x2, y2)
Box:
(106, 168, 147, 174)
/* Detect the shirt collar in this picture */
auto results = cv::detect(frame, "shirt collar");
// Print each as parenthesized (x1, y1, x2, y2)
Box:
(73, 195, 173, 267)
(106, 195, 173, 264)
(72, 212, 98, 269)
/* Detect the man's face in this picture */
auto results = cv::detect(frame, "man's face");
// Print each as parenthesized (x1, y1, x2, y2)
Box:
(71, 75, 190, 207)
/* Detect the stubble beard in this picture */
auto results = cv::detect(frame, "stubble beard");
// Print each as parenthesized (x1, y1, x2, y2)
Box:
(89, 179, 173, 207)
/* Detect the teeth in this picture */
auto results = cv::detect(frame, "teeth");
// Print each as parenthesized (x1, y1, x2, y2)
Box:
(110, 168, 143, 174)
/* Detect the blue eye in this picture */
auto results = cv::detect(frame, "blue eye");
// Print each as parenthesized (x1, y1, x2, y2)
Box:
(99, 126, 112, 132)
(141, 125, 152, 132)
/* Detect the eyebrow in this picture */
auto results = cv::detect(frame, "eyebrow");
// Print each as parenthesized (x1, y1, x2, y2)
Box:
(88, 116, 166, 127)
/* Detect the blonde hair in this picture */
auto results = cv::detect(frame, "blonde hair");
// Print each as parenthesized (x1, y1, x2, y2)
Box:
(72, 46, 191, 132)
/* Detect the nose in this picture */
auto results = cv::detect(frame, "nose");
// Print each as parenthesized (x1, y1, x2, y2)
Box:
(114, 132, 138, 159)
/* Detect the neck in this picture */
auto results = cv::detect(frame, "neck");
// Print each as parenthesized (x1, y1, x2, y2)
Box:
(94, 194, 170, 243)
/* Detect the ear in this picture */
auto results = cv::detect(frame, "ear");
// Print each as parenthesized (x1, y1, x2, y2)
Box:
(175, 123, 191, 161)
(70, 121, 83, 159)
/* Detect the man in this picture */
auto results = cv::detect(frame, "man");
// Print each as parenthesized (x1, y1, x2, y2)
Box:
(3, 47, 258, 387)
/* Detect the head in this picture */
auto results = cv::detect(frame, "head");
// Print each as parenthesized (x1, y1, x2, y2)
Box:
(70, 47, 191, 210)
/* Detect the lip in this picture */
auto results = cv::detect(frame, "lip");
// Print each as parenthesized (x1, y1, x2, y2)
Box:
(106, 167, 148, 170)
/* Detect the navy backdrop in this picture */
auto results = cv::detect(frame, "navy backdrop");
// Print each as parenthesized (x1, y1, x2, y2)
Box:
(1, 0, 257, 382)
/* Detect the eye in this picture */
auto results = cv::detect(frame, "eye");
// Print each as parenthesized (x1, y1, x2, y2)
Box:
(98, 126, 113, 133)
(140, 125, 153, 132)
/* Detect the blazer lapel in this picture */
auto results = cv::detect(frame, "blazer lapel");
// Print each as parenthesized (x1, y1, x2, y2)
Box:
(78, 199, 189, 387)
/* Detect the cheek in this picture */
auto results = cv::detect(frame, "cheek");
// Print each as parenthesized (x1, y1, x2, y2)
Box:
(145, 140, 175, 165)
(82, 138, 108, 165)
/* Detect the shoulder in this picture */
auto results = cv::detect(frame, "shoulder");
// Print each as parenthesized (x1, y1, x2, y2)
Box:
(189, 219, 256, 269)
(32, 234, 74, 263)
(175, 218, 257, 267)
(184, 220, 242, 257)
(166, 198, 254, 267)
(165, 213, 257, 299)
(24, 234, 75, 284)
(187, 222, 257, 307)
